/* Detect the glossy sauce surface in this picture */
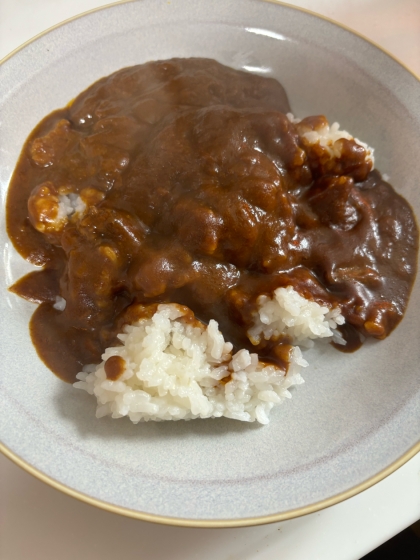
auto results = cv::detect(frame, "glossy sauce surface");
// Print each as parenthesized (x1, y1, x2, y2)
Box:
(6, 59, 418, 381)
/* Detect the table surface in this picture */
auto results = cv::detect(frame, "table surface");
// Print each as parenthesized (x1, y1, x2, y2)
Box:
(1, 1, 419, 559)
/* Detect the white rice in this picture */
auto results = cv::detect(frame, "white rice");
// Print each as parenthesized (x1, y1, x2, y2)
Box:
(248, 286, 345, 348)
(53, 295, 67, 311)
(287, 112, 374, 168)
(56, 193, 86, 222)
(74, 287, 345, 424)
(29, 185, 88, 234)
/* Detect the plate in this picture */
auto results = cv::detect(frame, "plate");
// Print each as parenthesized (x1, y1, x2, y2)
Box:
(1, 0, 419, 527)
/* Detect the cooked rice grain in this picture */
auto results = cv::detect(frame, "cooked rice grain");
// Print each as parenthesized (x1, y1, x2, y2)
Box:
(248, 286, 345, 347)
(286, 113, 374, 167)
(74, 303, 307, 424)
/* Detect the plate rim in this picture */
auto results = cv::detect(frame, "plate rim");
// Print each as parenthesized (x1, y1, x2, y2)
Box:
(1, 0, 419, 528)
(1, 0, 419, 84)
(2, 440, 419, 527)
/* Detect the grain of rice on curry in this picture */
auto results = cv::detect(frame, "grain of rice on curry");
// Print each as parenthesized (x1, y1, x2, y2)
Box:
(7, 59, 418, 423)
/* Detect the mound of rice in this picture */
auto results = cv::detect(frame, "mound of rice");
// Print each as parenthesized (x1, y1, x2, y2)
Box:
(57, 192, 86, 221)
(74, 287, 345, 424)
(248, 286, 345, 348)
(286, 112, 374, 167)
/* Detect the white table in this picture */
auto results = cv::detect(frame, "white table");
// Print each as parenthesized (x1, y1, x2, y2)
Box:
(1, 1, 419, 559)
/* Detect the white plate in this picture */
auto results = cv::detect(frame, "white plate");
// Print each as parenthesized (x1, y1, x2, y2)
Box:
(1, 0, 419, 526)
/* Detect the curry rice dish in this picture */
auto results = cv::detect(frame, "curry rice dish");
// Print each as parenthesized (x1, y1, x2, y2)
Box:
(6, 58, 418, 423)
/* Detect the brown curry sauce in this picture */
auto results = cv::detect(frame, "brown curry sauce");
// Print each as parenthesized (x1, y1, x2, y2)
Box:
(6, 58, 418, 382)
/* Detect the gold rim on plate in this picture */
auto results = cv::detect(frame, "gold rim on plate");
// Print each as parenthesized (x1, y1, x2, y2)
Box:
(1, 440, 420, 527)
(1, 0, 419, 528)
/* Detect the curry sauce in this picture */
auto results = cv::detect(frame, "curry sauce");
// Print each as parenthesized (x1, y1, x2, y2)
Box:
(6, 58, 418, 381)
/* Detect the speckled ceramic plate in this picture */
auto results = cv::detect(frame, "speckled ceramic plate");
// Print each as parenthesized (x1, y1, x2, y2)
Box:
(1, 0, 419, 527)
